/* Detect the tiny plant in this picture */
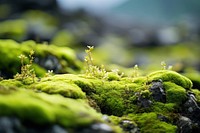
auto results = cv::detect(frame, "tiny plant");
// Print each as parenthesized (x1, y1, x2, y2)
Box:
(84, 45, 94, 76)
(161, 61, 167, 70)
(132, 64, 139, 78)
(14, 50, 36, 83)
(161, 61, 173, 70)
(84, 46, 107, 79)
(44, 70, 54, 77)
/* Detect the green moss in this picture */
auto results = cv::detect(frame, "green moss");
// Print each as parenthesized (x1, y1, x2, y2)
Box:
(129, 112, 177, 133)
(107, 72, 121, 81)
(0, 19, 27, 41)
(164, 82, 187, 105)
(148, 70, 192, 89)
(21, 40, 82, 73)
(152, 102, 176, 113)
(0, 79, 23, 88)
(0, 90, 103, 127)
(51, 30, 75, 47)
(0, 39, 82, 78)
(32, 79, 86, 99)
(184, 72, 200, 90)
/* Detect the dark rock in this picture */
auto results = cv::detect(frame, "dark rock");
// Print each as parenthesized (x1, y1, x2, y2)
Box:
(181, 91, 200, 132)
(120, 120, 140, 133)
(137, 96, 152, 108)
(35, 55, 62, 73)
(176, 116, 192, 133)
(76, 123, 114, 133)
(184, 92, 200, 114)
(157, 114, 169, 122)
(149, 79, 166, 103)
(0, 117, 68, 133)
(0, 117, 24, 133)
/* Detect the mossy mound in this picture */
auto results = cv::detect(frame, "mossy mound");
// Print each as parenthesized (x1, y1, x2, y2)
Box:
(32, 78, 86, 99)
(0, 90, 119, 130)
(147, 70, 193, 89)
(164, 82, 187, 104)
(0, 39, 82, 78)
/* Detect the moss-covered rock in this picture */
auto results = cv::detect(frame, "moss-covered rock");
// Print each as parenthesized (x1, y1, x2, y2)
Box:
(164, 82, 187, 105)
(0, 39, 82, 78)
(0, 66, 197, 132)
(32, 78, 86, 99)
(147, 70, 193, 89)
(0, 89, 123, 132)
(0, 90, 101, 127)
(128, 112, 177, 133)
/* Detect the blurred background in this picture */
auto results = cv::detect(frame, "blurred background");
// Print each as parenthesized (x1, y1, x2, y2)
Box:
(0, 0, 200, 74)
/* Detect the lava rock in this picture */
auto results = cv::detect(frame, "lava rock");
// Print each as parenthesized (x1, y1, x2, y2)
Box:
(120, 120, 140, 133)
(149, 79, 166, 103)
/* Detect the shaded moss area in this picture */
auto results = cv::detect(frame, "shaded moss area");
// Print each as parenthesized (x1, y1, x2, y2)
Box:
(0, 39, 82, 78)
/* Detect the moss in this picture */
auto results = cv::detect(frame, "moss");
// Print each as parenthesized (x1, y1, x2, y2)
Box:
(129, 112, 177, 133)
(21, 40, 82, 72)
(152, 102, 176, 113)
(0, 19, 27, 41)
(32, 79, 86, 99)
(51, 30, 75, 47)
(109, 115, 137, 132)
(164, 82, 187, 105)
(0, 90, 103, 127)
(107, 72, 121, 81)
(0, 79, 24, 88)
(184, 72, 200, 90)
(148, 70, 192, 89)
(0, 39, 82, 78)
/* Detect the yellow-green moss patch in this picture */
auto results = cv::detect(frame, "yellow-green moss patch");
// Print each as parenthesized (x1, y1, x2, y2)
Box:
(0, 90, 102, 127)
(148, 70, 192, 89)
(128, 112, 177, 133)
